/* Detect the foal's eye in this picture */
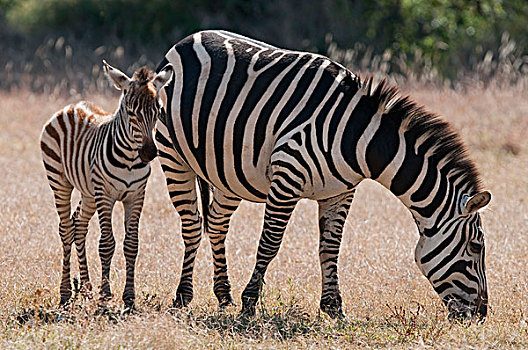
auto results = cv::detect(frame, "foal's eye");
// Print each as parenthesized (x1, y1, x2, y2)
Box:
(469, 241, 483, 254)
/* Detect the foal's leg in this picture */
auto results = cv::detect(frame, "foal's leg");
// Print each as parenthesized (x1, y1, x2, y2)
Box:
(121, 189, 146, 309)
(94, 190, 117, 300)
(51, 183, 75, 305)
(72, 195, 96, 294)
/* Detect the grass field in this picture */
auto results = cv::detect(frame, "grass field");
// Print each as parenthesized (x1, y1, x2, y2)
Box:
(0, 84, 527, 348)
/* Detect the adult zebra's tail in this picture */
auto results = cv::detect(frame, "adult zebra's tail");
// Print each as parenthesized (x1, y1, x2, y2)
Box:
(197, 177, 210, 233)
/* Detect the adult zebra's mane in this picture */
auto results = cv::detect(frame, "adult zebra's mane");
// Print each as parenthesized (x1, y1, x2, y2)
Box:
(361, 76, 483, 193)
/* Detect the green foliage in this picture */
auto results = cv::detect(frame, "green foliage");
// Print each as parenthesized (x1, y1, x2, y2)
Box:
(5, 0, 194, 44)
(2, 0, 528, 80)
(326, 0, 527, 79)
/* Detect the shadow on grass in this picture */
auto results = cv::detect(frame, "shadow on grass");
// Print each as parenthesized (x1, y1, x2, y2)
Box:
(9, 291, 359, 342)
(8, 289, 454, 345)
(181, 301, 455, 344)
(10, 302, 127, 327)
(186, 304, 329, 340)
(174, 294, 381, 342)
(9, 290, 161, 327)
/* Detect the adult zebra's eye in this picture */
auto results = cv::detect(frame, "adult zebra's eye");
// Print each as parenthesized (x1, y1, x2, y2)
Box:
(469, 241, 483, 254)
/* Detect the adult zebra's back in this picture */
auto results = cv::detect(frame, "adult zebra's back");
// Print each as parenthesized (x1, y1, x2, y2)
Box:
(156, 30, 491, 321)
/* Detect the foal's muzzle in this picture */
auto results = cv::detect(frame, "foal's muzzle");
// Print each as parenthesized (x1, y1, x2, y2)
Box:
(139, 140, 158, 163)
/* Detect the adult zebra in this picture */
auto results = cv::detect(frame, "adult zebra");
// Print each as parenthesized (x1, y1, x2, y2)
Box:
(155, 30, 491, 321)
(40, 61, 173, 309)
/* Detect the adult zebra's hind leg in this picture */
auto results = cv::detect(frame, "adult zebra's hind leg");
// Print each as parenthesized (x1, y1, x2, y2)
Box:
(156, 127, 202, 308)
(206, 188, 241, 307)
(241, 171, 301, 317)
(317, 189, 356, 319)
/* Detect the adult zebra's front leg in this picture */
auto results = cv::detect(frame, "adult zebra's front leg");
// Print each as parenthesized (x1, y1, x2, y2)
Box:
(317, 189, 355, 319)
(169, 173, 202, 308)
(241, 168, 302, 316)
(157, 129, 202, 308)
(206, 188, 241, 307)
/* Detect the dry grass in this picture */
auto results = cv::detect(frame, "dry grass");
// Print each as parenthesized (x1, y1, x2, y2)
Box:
(0, 85, 527, 349)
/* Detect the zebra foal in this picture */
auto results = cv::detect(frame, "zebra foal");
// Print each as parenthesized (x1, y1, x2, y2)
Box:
(40, 61, 172, 308)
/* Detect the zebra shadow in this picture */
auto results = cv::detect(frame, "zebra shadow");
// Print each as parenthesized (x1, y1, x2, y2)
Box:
(8, 287, 453, 343)
(9, 290, 354, 341)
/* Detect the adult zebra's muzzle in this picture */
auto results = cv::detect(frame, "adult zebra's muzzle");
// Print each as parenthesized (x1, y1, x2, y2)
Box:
(476, 289, 488, 322)
(139, 140, 158, 163)
(446, 289, 488, 323)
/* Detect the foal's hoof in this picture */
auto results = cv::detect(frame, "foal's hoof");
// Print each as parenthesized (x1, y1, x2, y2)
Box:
(121, 304, 137, 316)
(59, 293, 72, 307)
(123, 298, 136, 314)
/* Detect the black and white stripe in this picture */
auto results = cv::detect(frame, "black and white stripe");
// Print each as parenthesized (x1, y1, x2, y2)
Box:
(156, 30, 491, 320)
(40, 61, 172, 308)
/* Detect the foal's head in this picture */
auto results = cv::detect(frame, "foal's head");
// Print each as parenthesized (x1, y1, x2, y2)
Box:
(103, 60, 173, 162)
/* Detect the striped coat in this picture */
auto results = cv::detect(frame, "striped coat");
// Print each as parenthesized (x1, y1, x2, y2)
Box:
(156, 30, 491, 321)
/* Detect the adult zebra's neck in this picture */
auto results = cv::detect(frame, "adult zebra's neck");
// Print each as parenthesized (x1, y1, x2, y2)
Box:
(364, 81, 483, 234)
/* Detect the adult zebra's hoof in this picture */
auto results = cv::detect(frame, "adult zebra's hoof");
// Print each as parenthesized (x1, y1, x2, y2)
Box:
(173, 282, 193, 308)
(320, 295, 345, 319)
(99, 290, 112, 303)
(173, 292, 193, 308)
(218, 294, 237, 308)
(322, 307, 346, 320)
(215, 281, 236, 308)
(240, 296, 257, 318)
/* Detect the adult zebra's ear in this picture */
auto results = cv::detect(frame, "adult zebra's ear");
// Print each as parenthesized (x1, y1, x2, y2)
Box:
(152, 63, 173, 93)
(102, 60, 131, 91)
(462, 191, 492, 215)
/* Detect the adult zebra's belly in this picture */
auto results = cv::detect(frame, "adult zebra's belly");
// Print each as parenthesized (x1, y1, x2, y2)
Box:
(173, 130, 273, 202)
(166, 122, 357, 203)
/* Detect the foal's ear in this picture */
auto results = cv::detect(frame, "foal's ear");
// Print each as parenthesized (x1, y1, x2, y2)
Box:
(102, 60, 131, 91)
(152, 63, 173, 93)
(462, 191, 492, 215)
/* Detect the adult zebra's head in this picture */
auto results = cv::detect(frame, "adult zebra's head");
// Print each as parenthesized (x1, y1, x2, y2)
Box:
(414, 190, 491, 322)
(103, 60, 173, 163)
